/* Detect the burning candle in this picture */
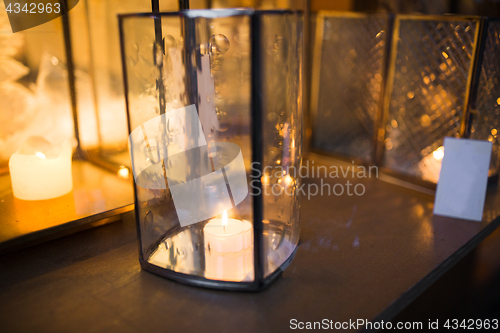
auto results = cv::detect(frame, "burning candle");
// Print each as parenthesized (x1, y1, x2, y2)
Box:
(204, 211, 253, 281)
(9, 136, 73, 200)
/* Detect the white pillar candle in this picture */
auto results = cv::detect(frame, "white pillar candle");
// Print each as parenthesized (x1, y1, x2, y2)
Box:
(204, 211, 253, 281)
(9, 136, 73, 200)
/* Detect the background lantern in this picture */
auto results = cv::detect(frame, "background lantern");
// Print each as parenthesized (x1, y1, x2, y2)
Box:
(120, 9, 303, 290)
(310, 12, 392, 163)
(309, 13, 500, 189)
(0, 1, 135, 254)
(380, 15, 481, 185)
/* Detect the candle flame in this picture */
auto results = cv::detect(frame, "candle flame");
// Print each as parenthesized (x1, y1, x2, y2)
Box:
(222, 211, 228, 227)
(35, 152, 46, 159)
(432, 146, 444, 161)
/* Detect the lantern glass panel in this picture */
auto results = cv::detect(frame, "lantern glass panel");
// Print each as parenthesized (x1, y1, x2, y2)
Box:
(260, 13, 302, 277)
(382, 16, 479, 184)
(310, 12, 390, 163)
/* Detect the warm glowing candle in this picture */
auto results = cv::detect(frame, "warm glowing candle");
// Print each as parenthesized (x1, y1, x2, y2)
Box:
(9, 136, 73, 200)
(204, 211, 253, 281)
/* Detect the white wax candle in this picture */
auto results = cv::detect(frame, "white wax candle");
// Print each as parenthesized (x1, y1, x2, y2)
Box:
(9, 136, 73, 200)
(204, 211, 253, 281)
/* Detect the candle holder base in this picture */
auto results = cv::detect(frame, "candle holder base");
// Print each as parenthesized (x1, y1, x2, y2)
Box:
(139, 245, 298, 292)
(140, 220, 298, 291)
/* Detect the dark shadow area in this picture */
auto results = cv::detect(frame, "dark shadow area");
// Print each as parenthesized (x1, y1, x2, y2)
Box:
(393, 226, 500, 331)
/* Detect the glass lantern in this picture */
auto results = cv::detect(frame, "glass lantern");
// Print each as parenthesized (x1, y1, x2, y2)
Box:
(120, 9, 303, 290)
(310, 11, 392, 163)
(379, 15, 481, 186)
(0, 2, 134, 254)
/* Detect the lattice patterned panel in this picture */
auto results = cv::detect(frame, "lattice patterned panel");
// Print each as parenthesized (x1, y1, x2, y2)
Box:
(383, 17, 479, 183)
(311, 13, 390, 162)
(470, 19, 500, 175)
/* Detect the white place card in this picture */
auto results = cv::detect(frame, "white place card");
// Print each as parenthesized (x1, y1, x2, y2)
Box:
(433, 137, 492, 222)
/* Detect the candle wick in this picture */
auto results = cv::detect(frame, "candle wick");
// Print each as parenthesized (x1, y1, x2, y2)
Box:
(223, 225, 226, 232)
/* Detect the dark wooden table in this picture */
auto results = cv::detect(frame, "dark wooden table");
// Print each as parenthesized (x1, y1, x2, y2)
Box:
(1, 155, 499, 332)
